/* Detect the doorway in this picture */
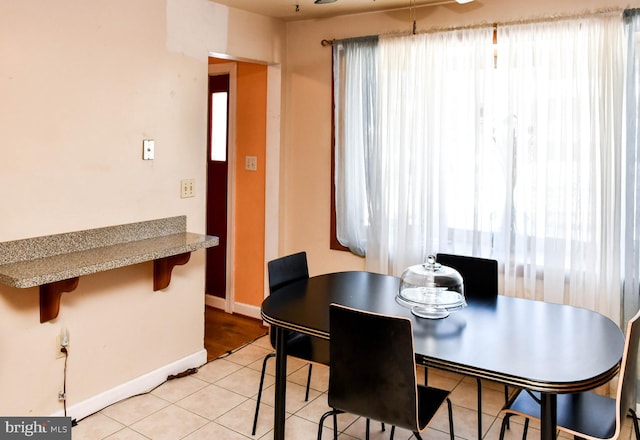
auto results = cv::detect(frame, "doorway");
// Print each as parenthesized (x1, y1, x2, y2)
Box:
(205, 57, 281, 319)
(206, 73, 230, 299)
(206, 61, 237, 313)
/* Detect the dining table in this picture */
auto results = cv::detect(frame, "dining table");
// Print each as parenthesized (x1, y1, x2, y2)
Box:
(260, 271, 624, 440)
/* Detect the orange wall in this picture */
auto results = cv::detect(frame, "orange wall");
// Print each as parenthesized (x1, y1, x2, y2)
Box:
(209, 58, 267, 307)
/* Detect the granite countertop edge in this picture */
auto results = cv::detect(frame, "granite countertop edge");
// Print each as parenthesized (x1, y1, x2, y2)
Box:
(0, 218, 219, 289)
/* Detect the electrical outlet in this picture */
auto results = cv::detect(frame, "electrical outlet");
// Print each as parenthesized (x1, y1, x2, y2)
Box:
(58, 391, 66, 401)
(181, 179, 195, 198)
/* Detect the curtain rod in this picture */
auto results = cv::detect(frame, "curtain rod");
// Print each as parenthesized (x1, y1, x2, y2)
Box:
(320, 6, 623, 46)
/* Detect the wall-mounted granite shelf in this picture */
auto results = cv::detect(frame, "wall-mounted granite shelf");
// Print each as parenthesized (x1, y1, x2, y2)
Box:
(0, 216, 218, 323)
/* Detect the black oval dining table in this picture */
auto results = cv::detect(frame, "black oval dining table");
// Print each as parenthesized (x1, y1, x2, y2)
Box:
(261, 271, 624, 440)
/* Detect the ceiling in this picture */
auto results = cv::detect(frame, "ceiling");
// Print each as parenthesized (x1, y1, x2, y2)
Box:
(211, 0, 466, 21)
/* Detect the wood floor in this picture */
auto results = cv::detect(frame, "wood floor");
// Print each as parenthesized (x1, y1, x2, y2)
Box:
(204, 306, 268, 361)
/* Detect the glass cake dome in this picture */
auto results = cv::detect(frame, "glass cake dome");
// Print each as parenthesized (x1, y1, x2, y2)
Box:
(396, 255, 467, 319)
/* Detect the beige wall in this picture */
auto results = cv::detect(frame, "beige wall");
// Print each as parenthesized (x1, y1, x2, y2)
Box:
(0, 0, 284, 418)
(282, 0, 640, 276)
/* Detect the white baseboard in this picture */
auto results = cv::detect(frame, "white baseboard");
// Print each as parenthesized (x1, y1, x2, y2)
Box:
(205, 294, 226, 310)
(52, 349, 207, 421)
(205, 295, 262, 320)
(232, 302, 262, 320)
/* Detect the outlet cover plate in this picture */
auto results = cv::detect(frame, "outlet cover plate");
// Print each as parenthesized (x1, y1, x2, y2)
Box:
(181, 179, 195, 198)
(143, 139, 155, 160)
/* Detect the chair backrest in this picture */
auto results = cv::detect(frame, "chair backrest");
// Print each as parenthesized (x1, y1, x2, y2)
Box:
(436, 253, 498, 300)
(328, 304, 420, 431)
(616, 308, 640, 434)
(267, 252, 310, 348)
(267, 251, 309, 293)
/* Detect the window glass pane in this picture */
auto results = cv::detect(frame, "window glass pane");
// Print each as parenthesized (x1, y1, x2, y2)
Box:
(211, 92, 228, 161)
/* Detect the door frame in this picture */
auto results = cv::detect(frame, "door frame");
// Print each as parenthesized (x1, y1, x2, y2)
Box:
(207, 62, 237, 313)
(206, 58, 281, 319)
(263, 64, 281, 299)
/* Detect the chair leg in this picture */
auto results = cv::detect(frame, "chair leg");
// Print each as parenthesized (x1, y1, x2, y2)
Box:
(366, 420, 387, 436)
(629, 408, 640, 440)
(305, 364, 313, 401)
(477, 378, 483, 439)
(499, 414, 527, 440)
(252, 352, 275, 436)
(446, 397, 455, 440)
(500, 414, 528, 440)
(317, 409, 342, 440)
(499, 415, 509, 440)
(317, 410, 329, 440)
(390, 425, 395, 440)
(365, 418, 370, 440)
(522, 418, 529, 440)
(504, 385, 511, 429)
(413, 432, 423, 440)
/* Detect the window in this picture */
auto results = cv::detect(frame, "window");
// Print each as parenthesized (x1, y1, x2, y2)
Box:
(333, 14, 625, 320)
(210, 92, 228, 162)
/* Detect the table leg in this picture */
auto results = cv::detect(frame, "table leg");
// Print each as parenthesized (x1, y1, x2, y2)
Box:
(540, 393, 557, 440)
(273, 326, 288, 440)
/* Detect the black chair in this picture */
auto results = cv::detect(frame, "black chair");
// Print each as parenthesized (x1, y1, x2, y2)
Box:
(317, 304, 455, 440)
(436, 253, 506, 440)
(435, 253, 498, 300)
(252, 251, 329, 436)
(498, 308, 640, 440)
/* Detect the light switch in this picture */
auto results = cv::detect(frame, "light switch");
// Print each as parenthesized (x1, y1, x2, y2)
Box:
(245, 156, 257, 171)
(143, 139, 154, 160)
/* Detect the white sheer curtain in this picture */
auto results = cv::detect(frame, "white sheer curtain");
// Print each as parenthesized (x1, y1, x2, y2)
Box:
(366, 28, 495, 275)
(622, 8, 640, 404)
(334, 36, 378, 257)
(334, 15, 626, 320)
(623, 9, 640, 325)
(624, 7, 640, 405)
(495, 16, 625, 320)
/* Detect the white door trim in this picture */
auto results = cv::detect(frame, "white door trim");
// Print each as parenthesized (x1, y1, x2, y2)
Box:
(264, 63, 281, 300)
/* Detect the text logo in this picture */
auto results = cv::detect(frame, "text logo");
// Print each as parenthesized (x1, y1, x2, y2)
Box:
(0, 418, 71, 439)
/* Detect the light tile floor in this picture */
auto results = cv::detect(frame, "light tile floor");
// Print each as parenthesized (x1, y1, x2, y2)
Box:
(72, 335, 637, 440)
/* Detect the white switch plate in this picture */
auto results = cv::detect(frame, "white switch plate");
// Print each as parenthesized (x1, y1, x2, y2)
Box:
(143, 139, 154, 160)
(181, 179, 195, 198)
(245, 156, 257, 171)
